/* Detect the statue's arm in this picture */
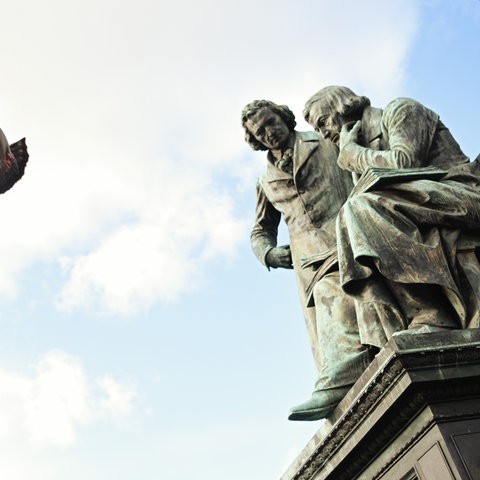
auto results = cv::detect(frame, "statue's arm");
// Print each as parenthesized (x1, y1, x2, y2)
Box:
(337, 98, 437, 174)
(250, 180, 283, 268)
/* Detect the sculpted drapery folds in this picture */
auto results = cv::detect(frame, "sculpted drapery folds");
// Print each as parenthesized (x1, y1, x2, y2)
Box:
(304, 86, 480, 348)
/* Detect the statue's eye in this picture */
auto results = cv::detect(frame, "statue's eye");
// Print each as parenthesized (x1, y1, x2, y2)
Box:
(316, 117, 326, 128)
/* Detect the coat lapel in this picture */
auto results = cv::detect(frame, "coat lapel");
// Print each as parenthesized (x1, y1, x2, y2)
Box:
(293, 131, 319, 179)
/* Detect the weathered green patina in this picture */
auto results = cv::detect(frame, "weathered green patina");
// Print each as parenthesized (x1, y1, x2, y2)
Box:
(243, 90, 480, 421)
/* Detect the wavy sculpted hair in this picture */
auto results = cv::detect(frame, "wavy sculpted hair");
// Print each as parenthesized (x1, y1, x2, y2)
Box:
(241, 100, 296, 151)
(303, 86, 370, 126)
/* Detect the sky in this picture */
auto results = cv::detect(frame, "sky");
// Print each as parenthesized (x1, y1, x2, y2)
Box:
(0, 0, 479, 478)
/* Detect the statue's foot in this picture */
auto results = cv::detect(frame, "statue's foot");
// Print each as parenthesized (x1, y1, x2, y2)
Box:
(288, 386, 351, 421)
(393, 324, 452, 336)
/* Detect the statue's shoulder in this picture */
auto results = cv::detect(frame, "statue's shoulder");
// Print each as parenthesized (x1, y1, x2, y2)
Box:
(387, 97, 420, 107)
(294, 130, 324, 153)
(383, 97, 439, 125)
(295, 130, 321, 143)
(382, 97, 439, 131)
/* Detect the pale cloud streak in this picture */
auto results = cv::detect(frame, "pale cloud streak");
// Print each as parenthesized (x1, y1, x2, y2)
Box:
(0, 350, 137, 449)
(54, 158, 247, 314)
(0, 0, 419, 315)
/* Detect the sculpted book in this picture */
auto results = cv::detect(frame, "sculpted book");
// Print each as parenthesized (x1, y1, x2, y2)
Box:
(349, 165, 448, 197)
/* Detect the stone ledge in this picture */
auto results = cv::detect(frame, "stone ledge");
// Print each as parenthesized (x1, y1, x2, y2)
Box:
(280, 329, 480, 480)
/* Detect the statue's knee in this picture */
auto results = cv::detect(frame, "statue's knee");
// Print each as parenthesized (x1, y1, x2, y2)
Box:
(345, 192, 376, 210)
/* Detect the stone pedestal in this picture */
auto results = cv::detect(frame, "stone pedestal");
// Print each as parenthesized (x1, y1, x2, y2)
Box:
(281, 329, 480, 480)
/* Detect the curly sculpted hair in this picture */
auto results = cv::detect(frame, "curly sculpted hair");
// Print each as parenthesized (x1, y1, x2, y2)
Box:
(241, 100, 296, 151)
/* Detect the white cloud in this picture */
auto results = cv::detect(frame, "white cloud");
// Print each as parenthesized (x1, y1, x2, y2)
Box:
(53, 158, 247, 314)
(97, 376, 136, 419)
(0, 451, 43, 480)
(0, 350, 137, 449)
(0, 0, 419, 315)
(23, 351, 91, 447)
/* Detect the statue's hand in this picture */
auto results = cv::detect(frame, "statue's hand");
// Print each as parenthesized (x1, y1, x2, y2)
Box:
(339, 120, 361, 151)
(266, 245, 293, 269)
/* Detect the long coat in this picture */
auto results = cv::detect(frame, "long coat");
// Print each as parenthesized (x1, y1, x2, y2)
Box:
(336, 98, 480, 343)
(251, 130, 353, 369)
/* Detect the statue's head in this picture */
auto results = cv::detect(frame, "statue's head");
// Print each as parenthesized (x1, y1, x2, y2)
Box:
(241, 100, 296, 151)
(303, 86, 370, 144)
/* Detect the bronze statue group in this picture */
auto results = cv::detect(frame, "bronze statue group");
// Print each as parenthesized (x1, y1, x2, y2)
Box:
(2, 88, 478, 423)
(242, 86, 480, 421)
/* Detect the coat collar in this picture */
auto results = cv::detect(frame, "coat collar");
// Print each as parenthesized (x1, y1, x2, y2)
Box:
(293, 131, 320, 177)
(262, 131, 320, 181)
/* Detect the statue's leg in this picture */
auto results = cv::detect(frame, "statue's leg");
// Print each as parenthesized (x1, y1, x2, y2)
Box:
(336, 191, 470, 325)
(313, 271, 370, 388)
(352, 272, 459, 340)
(452, 248, 480, 328)
(337, 191, 461, 290)
(301, 303, 323, 373)
(352, 273, 406, 346)
(288, 271, 371, 421)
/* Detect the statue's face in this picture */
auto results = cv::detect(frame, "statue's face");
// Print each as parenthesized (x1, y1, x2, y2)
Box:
(307, 100, 343, 144)
(245, 107, 291, 150)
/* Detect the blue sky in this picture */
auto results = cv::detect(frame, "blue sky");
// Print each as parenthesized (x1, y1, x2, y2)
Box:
(0, 0, 479, 478)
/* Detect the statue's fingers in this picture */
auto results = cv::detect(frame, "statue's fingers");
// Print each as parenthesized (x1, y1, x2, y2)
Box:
(351, 120, 362, 133)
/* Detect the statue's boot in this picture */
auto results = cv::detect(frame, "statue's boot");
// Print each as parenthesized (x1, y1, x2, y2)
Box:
(288, 348, 372, 421)
(288, 385, 350, 421)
